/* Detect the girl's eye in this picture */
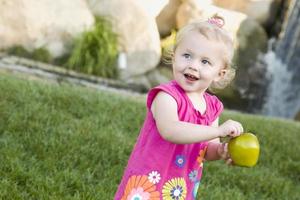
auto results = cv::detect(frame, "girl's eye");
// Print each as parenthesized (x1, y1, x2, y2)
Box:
(182, 53, 191, 59)
(202, 59, 211, 65)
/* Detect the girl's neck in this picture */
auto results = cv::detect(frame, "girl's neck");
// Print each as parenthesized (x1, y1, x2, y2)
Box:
(186, 91, 207, 114)
(186, 91, 205, 98)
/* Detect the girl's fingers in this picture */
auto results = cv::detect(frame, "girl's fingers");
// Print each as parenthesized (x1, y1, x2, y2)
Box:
(238, 124, 243, 134)
(229, 128, 235, 137)
(224, 144, 231, 160)
(231, 126, 239, 137)
(237, 122, 243, 134)
(240, 125, 244, 133)
(220, 143, 231, 160)
(220, 143, 227, 159)
(225, 158, 235, 166)
(233, 122, 243, 137)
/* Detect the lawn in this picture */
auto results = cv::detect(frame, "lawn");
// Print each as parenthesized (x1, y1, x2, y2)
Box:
(0, 73, 299, 199)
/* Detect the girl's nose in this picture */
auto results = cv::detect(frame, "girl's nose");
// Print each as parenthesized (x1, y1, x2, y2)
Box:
(188, 65, 198, 72)
(188, 59, 199, 71)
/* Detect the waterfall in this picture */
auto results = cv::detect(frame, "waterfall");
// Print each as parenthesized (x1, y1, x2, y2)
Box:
(262, 44, 294, 117)
(262, 0, 300, 118)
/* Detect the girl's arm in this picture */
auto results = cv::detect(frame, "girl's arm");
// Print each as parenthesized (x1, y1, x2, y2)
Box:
(205, 118, 224, 161)
(151, 92, 242, 144)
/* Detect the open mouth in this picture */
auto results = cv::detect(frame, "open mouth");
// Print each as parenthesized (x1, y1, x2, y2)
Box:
(184, 73, 199, 81)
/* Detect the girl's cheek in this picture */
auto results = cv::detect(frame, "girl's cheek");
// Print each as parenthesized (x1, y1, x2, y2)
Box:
(174, 61, 184, 68)
(178, 59, 189, 66)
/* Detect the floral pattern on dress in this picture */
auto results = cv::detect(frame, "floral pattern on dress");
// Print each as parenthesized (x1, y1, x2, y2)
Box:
(162, 177, 187, 200)
(175, 155, 186, 168)
(192, 181, 200, 199)
(188, 170, 198, 182)
(148, 171, 161, 184)
(196, 147, 207, 167)
(121, 175, 160, 200)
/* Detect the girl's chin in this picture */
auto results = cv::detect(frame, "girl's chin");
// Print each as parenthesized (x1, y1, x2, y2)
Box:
(181, 84, 203, 92)
(178, 81, 207, 92)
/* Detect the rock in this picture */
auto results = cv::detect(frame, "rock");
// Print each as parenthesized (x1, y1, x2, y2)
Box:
(156, 0, 182, 37)
(234, 18, 268, 92)
(295, 111, 300, 121)
(87, 0, 161, 79)
(0, 0, 94, 57)
(176, 2, 248, 39)
(176, 0, 207, 29)
(124, 67, 172, 91)
(126, 74, 152, 92)
(122, 66, 172, 90)
(135, 0, 169, 17)
(145, 67, 171, 88)
(212, 0, 280, 27)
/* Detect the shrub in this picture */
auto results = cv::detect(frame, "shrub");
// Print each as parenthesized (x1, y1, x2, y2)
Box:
(66, 16, 119, 79)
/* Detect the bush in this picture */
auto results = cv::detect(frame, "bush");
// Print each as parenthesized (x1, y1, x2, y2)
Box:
(66, 16, 119, 79)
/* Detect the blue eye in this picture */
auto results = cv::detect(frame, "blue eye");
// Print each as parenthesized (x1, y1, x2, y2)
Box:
(182, 53, 191, 59)
(202, 59, 211, 65)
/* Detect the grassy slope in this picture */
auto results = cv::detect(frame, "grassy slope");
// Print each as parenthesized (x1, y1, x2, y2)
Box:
(0, 74, 299, 200)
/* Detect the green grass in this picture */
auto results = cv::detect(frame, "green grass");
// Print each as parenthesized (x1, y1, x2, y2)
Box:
(0, 73, 299, 199)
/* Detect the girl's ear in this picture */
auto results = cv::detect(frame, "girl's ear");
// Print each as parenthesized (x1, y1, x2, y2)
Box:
(214, 69, 227, 82)
(219, 69, 227, 77)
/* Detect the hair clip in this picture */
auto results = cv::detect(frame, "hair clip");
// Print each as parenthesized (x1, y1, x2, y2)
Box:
(207, 14, 225, 28)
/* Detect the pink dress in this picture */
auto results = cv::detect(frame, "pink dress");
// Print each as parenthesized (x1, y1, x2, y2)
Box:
(114, 80, 223, 200)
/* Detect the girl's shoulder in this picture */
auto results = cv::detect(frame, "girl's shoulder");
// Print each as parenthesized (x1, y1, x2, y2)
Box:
(204, 92, 223, 106)
(204, 92, 224, 121)
(146, 80, 183, 109)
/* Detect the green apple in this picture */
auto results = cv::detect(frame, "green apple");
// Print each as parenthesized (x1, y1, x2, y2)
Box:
(228, 133, 260, 167)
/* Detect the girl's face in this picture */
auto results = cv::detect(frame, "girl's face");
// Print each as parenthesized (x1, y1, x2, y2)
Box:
(172, 30, 227, 94)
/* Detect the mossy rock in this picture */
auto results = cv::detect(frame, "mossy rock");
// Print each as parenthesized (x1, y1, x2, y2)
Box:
(234, 18, 268, 88)
(6, 46, 52, 63)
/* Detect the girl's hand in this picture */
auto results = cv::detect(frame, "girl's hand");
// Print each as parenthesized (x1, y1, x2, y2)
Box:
(217, 143, 234, 165)
(218, 119, 243, 138)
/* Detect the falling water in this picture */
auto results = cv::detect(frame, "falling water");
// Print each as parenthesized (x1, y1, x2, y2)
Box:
(262, 0, 300, 118)
(262, 44, 294, 117)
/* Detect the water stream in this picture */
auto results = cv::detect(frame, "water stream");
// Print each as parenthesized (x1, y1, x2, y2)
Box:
(262, 0, 300, 118)
(262, 44, 295, 117)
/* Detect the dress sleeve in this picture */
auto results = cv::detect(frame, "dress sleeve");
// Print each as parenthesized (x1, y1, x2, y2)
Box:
(146, 83, 181, 110)
(206, 93, 224, 122)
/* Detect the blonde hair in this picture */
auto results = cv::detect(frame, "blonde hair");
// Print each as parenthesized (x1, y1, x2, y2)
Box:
(163, 15, 236, 90)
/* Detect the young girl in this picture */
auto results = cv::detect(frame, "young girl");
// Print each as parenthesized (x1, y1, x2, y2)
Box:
(114, 15, 244, 200)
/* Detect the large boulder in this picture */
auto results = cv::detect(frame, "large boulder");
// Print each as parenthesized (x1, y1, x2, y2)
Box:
(0, 0, 94, 57)
(156, 0, 213, 32)
(176, 1, 247, 37)
(156, 0, 182, 37)
(212, 0, 281, 27)
(87, 0, 161, 80)
(135, 0, 169, 17)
